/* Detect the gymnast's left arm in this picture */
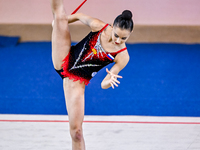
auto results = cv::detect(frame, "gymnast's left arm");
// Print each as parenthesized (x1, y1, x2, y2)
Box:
(67, 13, 104, 31)
(101, 51, 130, 89)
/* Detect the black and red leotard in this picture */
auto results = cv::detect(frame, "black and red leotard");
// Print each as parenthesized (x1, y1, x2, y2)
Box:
(56, 24, 127, 85)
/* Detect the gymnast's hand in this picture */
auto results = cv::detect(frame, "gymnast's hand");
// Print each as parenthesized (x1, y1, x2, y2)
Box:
(106, 68, 122, 89)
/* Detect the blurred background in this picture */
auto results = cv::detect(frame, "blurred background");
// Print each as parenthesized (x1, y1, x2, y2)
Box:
(0, 0, 200, 116)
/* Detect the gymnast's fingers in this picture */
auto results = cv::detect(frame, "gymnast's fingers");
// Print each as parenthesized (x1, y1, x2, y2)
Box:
(111, 80, 119, 87)
(110, 82, 114, 89)
(112, 77, 120, 84)
(114, 74, 123, 79)
(106, 68, 122, 78)
(106, 68, 111, 74)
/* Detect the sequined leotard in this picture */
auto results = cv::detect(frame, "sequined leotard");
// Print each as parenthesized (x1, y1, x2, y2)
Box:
(56, 24, 127, 85)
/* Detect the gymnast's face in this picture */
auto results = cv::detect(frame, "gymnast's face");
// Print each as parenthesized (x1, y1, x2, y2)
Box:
(112, 26, 131, 45)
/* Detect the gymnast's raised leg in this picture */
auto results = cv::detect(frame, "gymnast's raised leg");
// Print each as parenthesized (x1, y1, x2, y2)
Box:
(51, 0, 71, 70)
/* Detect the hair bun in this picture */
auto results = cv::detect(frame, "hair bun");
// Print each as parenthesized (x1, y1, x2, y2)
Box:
(121, 10, 132, 20)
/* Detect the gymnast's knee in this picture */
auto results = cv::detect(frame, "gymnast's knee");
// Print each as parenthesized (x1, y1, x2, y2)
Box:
(70, 127, 83, 142)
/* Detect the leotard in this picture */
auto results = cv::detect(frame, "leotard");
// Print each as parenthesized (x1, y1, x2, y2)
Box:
(56, 24, 127, 85)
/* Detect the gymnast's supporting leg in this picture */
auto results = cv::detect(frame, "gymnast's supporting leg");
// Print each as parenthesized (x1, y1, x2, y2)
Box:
(51, 0, 71, 70)
(63, 79, 86, 150)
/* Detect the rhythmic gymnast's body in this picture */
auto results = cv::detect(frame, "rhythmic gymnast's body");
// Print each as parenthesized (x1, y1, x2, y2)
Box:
(51, 0, 134, 149)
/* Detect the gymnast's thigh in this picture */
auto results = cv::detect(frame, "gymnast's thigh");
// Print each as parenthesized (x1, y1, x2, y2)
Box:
(63, 78, 85, 126)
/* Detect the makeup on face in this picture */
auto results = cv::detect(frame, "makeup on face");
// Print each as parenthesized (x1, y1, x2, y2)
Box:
(112, 27, 130, 44)
(114, 33, 127, 40)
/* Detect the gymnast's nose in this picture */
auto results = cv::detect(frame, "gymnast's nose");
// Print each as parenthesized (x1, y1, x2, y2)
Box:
(115, 38, 121, 44)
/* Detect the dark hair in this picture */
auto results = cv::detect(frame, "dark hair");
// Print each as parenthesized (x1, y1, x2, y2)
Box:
(113, 10, 134, 32)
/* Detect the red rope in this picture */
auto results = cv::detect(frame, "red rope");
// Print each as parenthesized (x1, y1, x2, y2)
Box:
(71, 0, 87, 15)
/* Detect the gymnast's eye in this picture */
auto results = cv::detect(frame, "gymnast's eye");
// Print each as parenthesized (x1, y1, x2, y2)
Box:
(114, 33, 119, 38)
(122, 37, 127, 40)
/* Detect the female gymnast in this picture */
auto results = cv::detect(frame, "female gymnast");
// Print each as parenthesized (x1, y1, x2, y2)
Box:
(51, 0, 134, 149)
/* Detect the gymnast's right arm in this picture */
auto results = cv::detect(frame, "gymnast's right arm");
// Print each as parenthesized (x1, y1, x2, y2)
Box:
(67, 13, 105, 32)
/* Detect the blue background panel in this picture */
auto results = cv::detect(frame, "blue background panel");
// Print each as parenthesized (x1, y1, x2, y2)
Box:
(0, 42, 200, 116)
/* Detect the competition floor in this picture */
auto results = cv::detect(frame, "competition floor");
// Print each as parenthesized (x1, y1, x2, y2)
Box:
(0, 114, 200, 150)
